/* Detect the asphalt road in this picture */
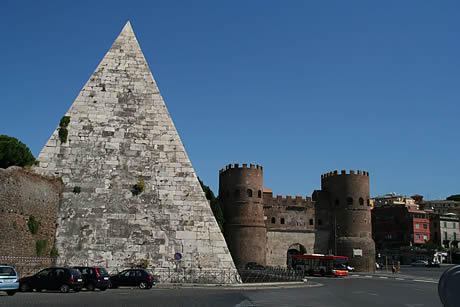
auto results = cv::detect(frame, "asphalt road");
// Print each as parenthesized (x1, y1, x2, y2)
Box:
(0, 266, 447, 307)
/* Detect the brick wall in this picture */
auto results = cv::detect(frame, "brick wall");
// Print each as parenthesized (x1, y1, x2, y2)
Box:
(0, 167, 60, 258)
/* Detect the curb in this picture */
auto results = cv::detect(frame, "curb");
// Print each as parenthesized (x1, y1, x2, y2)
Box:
(155, 280, 322, 290)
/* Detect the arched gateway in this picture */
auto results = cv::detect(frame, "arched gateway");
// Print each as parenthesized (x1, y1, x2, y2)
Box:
(287, 243, 307, 267)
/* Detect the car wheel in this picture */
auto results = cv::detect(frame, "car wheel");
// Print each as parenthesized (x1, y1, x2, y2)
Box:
(99, 287, 107, 291)
(20, 283, 30, 292)
(87, 283, 95, 291)
(146, 284, 152, 289)
(60, 284, 70, 293)
(139, 282, 147, 289)
(6, 290, 16, 296)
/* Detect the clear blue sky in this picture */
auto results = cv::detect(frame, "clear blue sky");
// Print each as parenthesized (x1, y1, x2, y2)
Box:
(1, 1, 459, 200)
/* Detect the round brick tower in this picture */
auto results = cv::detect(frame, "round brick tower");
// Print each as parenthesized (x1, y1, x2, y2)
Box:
(321, 170, 375, 272)
(219, 163, 266, 267)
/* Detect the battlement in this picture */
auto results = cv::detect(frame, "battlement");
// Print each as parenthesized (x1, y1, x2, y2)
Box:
(219, 163, 263, 174)
(321, 169, 369, 179)
(269, 194, 312, 203)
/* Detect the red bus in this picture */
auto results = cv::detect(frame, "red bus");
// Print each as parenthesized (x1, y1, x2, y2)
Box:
(290, 254, 349, 277)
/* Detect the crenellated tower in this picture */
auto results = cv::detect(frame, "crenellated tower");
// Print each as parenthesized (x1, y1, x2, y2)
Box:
(219, 163, 266, 267)
(321, 170, 375, 271)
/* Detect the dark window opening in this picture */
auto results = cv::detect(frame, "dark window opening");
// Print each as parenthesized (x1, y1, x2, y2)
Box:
(271, 217, 276, 224)
(359, 197, 364, 206)
(258, 190, 262, 198)
(309, 219, 313, 225)
(367, 199, 370, 206)
(280, 218, 285, 224)
(247, 189, 253, 197)
(346, 197, 353, 206)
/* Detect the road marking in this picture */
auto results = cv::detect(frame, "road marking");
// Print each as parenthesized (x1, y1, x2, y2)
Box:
(234, 299, 254, 307)
(396, 278, 404, 280)
(364, 275, 373, 278)
(413, 279, 437, 284)
(368, 292, 379, 296)
(379, 277, 388, 279)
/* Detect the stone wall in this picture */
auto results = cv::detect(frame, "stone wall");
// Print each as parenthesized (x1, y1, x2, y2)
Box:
(0, 167, 60, 258)
(266, 229, 316, 267)
(264, 191, 315, 231)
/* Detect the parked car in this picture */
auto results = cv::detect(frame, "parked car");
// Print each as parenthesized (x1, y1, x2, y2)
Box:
(110, 269, 155, 289)
(73, 267, 110, 291)
(411, 260, 428, 267)
(0, 265, 19, 296)
(245, 262, 265, 270)
(426, 261, 441, 268)
(19, 267, 84, 293)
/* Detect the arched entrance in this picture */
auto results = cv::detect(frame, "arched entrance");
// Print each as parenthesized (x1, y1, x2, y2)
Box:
(286, 243, 307, 267)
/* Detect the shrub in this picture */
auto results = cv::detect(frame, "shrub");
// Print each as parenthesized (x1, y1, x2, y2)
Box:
(58, 116, 70, 143)
(36, 239, 48, 256)
(138, 258, 150, 268)
(73, 186, 81, 194)
(27, 216, 40, 235)
(132, 177, 145, 195)
(50, 247, 59, 258)
(0, 135, 36, 168)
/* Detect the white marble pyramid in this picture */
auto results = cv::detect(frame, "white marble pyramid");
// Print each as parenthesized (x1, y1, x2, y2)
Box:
(35, 22, 237, 280)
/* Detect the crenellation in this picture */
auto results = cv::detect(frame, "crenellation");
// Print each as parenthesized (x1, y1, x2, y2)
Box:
(221, 163, 375, 272)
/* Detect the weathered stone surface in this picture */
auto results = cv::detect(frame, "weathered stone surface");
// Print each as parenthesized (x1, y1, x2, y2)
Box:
(35, 22, 237, 280)
(0, 167, 60, 258)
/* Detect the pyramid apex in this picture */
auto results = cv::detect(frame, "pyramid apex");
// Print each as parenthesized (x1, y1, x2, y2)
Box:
(121, 20, 134, 34)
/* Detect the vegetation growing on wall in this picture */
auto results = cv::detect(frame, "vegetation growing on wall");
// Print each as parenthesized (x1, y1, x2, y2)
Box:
(50, 247, 59, 258)
(198, 178, 224, 232)
(73, 186, 81, 194)
(0, 135, 36, 168)
(58, 116, 71, 143)
(132, 177, 145, 195)
(27, 216, 40, 235)
(35, 239, 48, 256)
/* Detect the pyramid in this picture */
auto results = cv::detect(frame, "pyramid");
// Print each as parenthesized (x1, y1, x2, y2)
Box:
(36, 22, 238, 280)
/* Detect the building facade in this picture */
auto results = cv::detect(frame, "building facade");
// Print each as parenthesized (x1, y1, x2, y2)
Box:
(219, 164, 376, 272)
(431, 213, 459, 248)
(372, 205, 430, 250)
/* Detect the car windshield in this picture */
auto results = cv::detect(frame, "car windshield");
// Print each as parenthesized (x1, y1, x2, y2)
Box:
(0, 267, 16, 276)
(333, 259, 349, 269)
(70, 269, 82, 278)
(97, 268, 108, 275)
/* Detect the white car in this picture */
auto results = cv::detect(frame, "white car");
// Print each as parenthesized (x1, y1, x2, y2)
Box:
(347, 265, 355, 272)
(0, 265, 19, 296)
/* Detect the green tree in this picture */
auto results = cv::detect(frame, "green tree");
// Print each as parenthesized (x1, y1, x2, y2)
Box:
(0, 135, 35, 168)
(446, 194, 460, 201)
(198, 177, 225, 232)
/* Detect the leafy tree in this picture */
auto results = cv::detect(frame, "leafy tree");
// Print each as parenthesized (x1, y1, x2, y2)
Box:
(0, 135, 35, 168)
(198, 177, 225, 232)
(411, 195, 424, 203)
(446, 194, 460, 201)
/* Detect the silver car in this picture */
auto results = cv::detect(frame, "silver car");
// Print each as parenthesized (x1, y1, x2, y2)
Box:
(0, 265, 19, 296)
